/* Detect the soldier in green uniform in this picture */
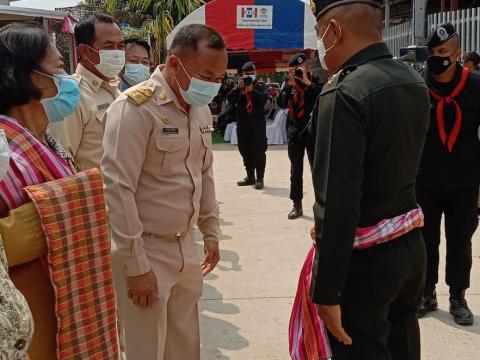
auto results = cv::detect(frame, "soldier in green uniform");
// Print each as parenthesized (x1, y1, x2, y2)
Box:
(308, 1, 430, 359)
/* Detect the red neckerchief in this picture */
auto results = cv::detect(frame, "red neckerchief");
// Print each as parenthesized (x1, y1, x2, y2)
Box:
(428, 67, 469, 153)
(245, 89, 253, 113)
(289, 82, 306, 120)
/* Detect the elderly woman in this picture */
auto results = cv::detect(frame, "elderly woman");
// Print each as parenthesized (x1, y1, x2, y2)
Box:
(0, 22, 118, 359)
(0, 131, 33, 360)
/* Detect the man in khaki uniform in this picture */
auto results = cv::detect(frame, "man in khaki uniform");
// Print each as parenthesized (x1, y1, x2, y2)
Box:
(102, 24, 228, 360)
(51, 12, 124, 170)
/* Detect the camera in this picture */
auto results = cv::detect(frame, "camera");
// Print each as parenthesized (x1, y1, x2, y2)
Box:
(243, 76, 253, 86)
(399, 46, 428, 64)
(295, 68, 304, 78)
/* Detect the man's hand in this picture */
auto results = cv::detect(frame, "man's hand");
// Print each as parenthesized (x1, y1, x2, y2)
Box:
(288, 69, 296, 85)
(315, 304, 352, 345)
(238, 78, 245, 89)
(127, 270, 158, 308)
(201, 240, 220, 276)
(296, 68, 312, 87)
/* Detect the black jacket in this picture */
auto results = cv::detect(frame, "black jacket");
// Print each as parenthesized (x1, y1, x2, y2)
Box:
(227, 81, 268, 134)
(278, 77, 323, 140)
(417, 64, 480, 190)
(309, 43, 430, 305)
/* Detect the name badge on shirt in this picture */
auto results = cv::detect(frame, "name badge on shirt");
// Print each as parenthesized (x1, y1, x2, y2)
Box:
(163, 127, 180, 135)
(97, 103, 110, 110)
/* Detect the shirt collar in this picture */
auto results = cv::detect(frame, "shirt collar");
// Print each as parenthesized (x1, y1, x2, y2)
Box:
(340, 42, 393, 70)
(151, 65, 187, 113)
(76, 63, 120, 93)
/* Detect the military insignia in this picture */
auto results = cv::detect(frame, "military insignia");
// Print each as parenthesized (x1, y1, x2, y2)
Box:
(163, 127, 179, 135)
(437, 26, 449, 41)
(125, 85, 154, 106)
(162, 115, 169, 125)
(199, 125, 214, 134)
(310, 0, 316, 14)
(159, 92, 167, 100)
(298, 57, 303, 64)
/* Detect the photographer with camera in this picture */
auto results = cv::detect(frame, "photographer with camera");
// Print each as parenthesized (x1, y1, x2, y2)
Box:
(227, 62, 269, 189)
(278, 53, 322, 219)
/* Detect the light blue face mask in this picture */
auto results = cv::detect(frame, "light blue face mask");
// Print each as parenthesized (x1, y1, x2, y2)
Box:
(123, 63, 151, 87)
(36, 71, 80, 123)
(175, 58, 221, 107)
(0, 130, 10, 180)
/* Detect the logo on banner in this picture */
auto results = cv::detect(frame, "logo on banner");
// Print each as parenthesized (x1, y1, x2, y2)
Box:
(237, 5, 273, 29)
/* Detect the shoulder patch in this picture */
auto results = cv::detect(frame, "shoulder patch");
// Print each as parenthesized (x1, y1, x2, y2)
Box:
(126, 86, 154, 106)
(320, 65, 358, 96)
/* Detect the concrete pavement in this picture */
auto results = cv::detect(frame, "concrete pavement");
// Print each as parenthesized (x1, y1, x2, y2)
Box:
(198, 144, 480, 360)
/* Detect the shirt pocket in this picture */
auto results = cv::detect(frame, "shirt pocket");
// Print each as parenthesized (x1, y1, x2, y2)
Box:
(155, 136, 188, 174)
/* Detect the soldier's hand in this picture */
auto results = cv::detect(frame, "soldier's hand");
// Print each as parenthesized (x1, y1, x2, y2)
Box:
(238, 78, 245, 89)
(127, 270, 158, 309)
(288, 69, 296, 85)
(299, 70, 312, 87)
(201, 240, 220, 276)
(315, 304, 352, 345)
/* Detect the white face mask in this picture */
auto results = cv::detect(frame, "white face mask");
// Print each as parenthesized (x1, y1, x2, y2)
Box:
(317, 23, 338, 71)
(0, 130, 10, 180)
(88, 46, 125, 78)
(175, 58, 221, 107)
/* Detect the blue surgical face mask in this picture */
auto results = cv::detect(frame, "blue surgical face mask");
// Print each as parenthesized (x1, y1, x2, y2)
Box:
(247, 74, 256, 82)
(36, 71, 80, 123)
(175, 58, 221, 107)
(0, 130, 10, 180)
(123, 63, 151, 87)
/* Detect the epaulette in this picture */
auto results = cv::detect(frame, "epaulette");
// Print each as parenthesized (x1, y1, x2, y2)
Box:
(125, 85, 154, 106)
(321, 65, 358, 95)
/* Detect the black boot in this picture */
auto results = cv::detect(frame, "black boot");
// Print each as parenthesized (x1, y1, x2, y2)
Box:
(450, 290, 474, 326)
(288, 203, 303, 219)
(255, 167, 265, 190)
(237, 170, 255, 186)
(417, 287, 438, 318)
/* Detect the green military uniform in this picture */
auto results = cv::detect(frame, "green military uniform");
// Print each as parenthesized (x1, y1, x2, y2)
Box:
(309, 43, 430, 359)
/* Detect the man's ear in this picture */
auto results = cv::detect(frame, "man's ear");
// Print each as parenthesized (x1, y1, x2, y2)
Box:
(331, 19, 343, 45)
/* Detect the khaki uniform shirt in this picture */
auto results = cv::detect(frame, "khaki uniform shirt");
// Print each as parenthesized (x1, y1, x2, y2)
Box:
(50, 64, 121, 170)
(102, 67, 220, 277)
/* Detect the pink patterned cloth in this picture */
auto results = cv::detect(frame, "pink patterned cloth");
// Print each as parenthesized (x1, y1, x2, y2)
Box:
(289, 207, 424, 360)
(0, 115, 72, 209)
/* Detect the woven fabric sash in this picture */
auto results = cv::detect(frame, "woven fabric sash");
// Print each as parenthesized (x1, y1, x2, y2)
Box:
(24, 168, 118, 360)
(289, 207, 424, 360)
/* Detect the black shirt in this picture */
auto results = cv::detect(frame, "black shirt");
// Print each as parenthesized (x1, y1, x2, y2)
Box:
(417, 64, 480, 190)
(309, 43, 430, 305)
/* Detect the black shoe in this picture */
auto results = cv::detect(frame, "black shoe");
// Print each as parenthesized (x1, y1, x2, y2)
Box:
(237, 177, 255, 186)
(450, 296, 474, 326)
(288, 204, 303, 219)
(254, 180, 264, 190)
(417, 291, 438, 318)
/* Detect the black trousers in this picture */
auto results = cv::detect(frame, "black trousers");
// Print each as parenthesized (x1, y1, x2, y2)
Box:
(416, 185, 478, 291)
(288, 137, 307, 203)
(330, 230, 426, 360)
(237, 127, 267, 180)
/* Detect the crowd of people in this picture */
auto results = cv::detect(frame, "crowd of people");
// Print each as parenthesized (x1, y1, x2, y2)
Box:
(0, 0, 479, 359)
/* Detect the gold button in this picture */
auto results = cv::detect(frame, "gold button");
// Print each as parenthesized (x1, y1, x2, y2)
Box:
(92, 80, 98, 86)
(159, 92, 167, 100)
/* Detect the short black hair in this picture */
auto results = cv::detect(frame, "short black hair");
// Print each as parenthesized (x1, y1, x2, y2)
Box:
(0, 22, 50, 113)
(170, 24, 226, 54)
(125, 36, 151, 57)
(75, 12, 116, 46)
(464, 51, 480, 66)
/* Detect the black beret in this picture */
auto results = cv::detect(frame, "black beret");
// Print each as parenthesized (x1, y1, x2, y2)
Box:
(463, 51, 480, 65)
(310, 0, 382, 19)
(425, 23, 457, 49)
(288, 53, 308, 67)
(242, 61, 256, 72)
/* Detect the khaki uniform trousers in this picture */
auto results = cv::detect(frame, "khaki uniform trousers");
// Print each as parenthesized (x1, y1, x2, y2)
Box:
(113, 231, 203, 360)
